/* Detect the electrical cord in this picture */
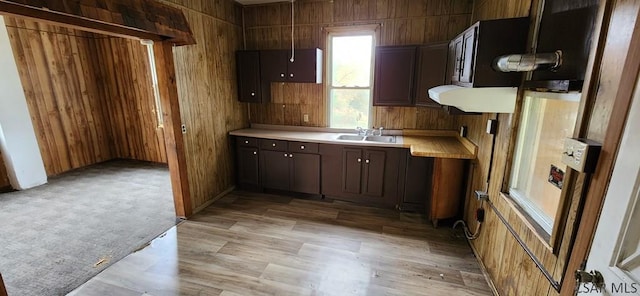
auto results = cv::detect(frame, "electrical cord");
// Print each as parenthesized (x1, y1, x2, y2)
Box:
(289, 0, 295, 62)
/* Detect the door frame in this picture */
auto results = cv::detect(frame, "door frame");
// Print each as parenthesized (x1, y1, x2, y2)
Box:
(560, 1, 640, 294)
(0, 1, 193, 217)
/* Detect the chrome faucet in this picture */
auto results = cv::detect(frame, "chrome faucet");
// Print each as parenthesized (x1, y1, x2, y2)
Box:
(356, 126, 384, 136)
(375, 127, 384, 136)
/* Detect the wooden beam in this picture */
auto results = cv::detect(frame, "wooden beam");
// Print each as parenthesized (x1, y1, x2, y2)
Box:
(0, 0, 195, 45)
(0, 273, 6, 296)
(153, 41, 192, 218)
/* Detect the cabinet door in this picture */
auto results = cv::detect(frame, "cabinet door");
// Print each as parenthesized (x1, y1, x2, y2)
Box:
(415, 42, 448, 107)
(342, 148, 363, 194)
(451, 37, 464, 83)
(373, 46, 417, 106)
(260, 150, 290, 190)
(287, 48, 322, 83)
(460, 27, 477, 84)
(290, 153, 320, 194)
(260, 50, 288, 82)
(402, 154, 432, 210)
(362, 150, 386, 197)
(237, 146, 259, 187)
(236, 51, 262, 103)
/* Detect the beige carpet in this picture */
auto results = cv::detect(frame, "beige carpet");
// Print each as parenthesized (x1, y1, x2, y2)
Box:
(0, 160, 176, 296)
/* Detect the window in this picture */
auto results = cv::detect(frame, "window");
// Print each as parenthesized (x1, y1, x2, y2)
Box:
(509, 91, 580, 234)
(327, 31, 375, 128)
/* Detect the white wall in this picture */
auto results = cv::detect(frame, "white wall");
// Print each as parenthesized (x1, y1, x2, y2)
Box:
(0, 16, 47, 190)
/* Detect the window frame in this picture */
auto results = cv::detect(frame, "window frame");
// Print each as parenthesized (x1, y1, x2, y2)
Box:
(324, 26, 379, 129)
(501, 90, 584, 252)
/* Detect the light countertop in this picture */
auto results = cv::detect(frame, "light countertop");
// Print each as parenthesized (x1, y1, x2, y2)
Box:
(229, 125, 477, 160)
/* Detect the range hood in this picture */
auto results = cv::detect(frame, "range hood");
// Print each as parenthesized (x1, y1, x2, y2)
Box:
(428, 85, 517, 113)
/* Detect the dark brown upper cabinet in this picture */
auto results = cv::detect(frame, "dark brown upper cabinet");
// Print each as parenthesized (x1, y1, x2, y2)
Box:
(260, 48, 322, 83)
(373, 46, 417, 106)
(415, 42, 448, 107)
(448, 17, 529, 88)
(236, 51, 264, 103)
(373, 43, 448, 107)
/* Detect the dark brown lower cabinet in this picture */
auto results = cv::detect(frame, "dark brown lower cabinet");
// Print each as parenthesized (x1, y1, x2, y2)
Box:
(259, 139, 321, 194)
(237, 146, 260, 187)
(261, 150, 290, 191)
(290, 153, 320, 194)
(235, 137, 260, 190)
(321, 144, 402, 208)
(400, 153, 433, 211)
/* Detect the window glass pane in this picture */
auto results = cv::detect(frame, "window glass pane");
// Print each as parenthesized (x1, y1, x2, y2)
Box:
(509, 94, 580, 233)
(329, 89, 370, 128)
(331, 35, 372, 87)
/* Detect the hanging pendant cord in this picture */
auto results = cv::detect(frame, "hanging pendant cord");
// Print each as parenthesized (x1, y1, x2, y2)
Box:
(290, 0, 295, 62)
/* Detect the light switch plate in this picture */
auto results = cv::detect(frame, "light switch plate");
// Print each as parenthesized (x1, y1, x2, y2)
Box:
(561, 138, 601, 173)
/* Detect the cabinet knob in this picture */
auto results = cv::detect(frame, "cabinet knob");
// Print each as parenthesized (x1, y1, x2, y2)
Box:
(284, 153, 288, 157)
(300, 145, 305, 150)
(289, 154, 293, 158)
(365, 159, 370, 164)
(253, 151, 257, 155)
(250, 92, 255, 96)
(272, 143, 276, 147)
(357, 158, 362, 163)
(280, 73, 285, 78)
(244, 140, 249, 144)
(289, 73, 294, 78)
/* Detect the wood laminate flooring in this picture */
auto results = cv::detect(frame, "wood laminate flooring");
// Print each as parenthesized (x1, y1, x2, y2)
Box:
(69, 191, 492, 296)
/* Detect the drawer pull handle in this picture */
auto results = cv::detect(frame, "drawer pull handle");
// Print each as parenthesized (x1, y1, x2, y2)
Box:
(272, 143, 276, 147)
(300, 145, 305, 150)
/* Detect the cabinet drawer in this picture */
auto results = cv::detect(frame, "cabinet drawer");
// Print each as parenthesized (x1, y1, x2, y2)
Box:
(259, 139, 287, 151)
(237, 137, 258, 147)
(288, 142, 319, 154)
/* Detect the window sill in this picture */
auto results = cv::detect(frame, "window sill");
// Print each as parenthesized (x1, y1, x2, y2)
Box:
(498, 192, 554, 254)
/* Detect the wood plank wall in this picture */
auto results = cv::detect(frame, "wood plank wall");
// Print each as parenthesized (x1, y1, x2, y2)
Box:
(159, 0, 249, 211)
(456, 0, 621, 295)
(0, 149, 10, 189)
(4, 18, 115, 176)
(3, 17, 166, 177)
(244, 0, 472, 129)
(92, 37, 167, 163)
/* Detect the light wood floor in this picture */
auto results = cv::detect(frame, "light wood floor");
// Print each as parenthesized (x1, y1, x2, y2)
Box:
(69, 191, 492, 296)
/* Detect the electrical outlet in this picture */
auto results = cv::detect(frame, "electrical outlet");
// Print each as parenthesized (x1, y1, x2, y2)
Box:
(486, 119, 497, 135)
(181, 124, 187, 134)
(460, 126, 467, 138)
(303, 114, 309, 122)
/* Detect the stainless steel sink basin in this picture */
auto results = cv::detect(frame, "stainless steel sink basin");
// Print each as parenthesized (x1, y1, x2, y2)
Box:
(336, 134, 365, 141)
(364, 135, 396, 143)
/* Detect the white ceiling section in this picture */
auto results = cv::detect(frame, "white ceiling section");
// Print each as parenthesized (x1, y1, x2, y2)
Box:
(235, 0, 288, 5)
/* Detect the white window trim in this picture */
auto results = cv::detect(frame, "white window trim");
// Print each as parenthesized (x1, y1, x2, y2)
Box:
(325, 26, 377, 129)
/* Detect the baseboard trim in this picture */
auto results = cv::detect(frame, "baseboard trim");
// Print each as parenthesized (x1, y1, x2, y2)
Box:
(468, 241, 500, 296)
(191, 186, 236, 215)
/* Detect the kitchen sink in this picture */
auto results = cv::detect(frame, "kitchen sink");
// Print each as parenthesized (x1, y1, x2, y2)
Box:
(364, 135, 396, 143)
(336, 134, 365, 141)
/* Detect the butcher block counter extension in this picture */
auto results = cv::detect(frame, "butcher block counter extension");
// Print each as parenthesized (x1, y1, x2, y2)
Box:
(229, 125, 477, 225)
